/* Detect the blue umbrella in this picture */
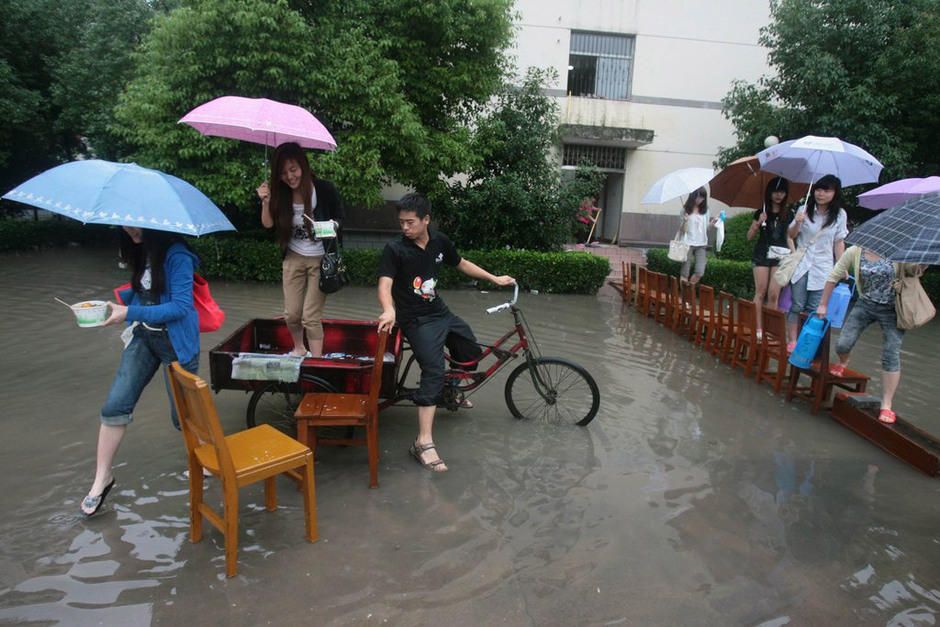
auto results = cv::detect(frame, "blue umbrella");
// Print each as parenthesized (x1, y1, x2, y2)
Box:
(2, 160, 235, 236)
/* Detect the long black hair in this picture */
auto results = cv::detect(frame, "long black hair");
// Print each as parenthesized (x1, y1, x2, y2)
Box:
(119, 229, 196, 296)
(269, 141, 314, 248)
(805, 174, 842, 230)
(764, 176, 792, 223)
(683, 187, 708, 215)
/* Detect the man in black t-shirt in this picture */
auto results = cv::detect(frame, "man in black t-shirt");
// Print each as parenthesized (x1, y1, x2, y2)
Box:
(378, 194, 515, 472)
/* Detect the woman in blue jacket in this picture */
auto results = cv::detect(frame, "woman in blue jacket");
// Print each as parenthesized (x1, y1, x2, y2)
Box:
(80, 226, 201, 516)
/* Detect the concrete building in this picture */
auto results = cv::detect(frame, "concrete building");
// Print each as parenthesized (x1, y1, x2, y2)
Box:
(512, 0, 773, 246)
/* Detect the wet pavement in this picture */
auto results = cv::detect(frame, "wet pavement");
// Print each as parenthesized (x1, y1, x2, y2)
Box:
(1, 247, 939, 625)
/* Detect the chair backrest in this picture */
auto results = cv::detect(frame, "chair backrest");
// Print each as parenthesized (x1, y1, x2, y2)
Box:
(657, 272, 669, 299)
(761, 306, 787, 342)
(167, 362, 237, 479)
(699, 285, 716, 316)
(637, 266, 649, 292)
(717, 291, 736, 334)
(737, 298, 756, 331)
(680, 279, 697, 315)
(367, 330, 390, 406)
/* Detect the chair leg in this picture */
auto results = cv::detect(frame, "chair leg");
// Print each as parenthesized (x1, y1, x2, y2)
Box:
(772, 357, 788, 394)
(190, 462, 204, 543)
(224, 494, 239, 578)
(367, 416, 379, 489)
(302, 452, 318, 542)
(264, 476, 277, 511)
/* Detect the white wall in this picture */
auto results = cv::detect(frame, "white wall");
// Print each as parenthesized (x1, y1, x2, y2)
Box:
(513, 0, 774, 219)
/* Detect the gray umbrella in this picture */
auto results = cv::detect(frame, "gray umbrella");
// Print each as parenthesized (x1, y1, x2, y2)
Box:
(845, 191, 940, 265)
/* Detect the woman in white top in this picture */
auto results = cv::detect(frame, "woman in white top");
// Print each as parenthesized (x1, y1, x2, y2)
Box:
(256, 142, 344, 357)
(785, 174, 848, 347)
(677, 187, 716, 285)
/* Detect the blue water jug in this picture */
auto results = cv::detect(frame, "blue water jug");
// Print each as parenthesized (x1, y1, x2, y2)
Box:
(789, 316, 829, 369)
(826, 276, 855, 329)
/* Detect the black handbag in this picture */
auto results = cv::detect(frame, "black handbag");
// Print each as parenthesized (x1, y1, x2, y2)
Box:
(319, 237, 349, 294)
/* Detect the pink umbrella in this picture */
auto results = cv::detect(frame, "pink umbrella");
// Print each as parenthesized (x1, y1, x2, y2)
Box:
(179, 96, 337, 152)
(857, 176, 940, 210)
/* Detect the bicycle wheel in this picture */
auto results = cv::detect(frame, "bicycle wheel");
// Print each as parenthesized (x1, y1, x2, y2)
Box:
(504, 357, 600, 426)
(246, 376, 335, 435)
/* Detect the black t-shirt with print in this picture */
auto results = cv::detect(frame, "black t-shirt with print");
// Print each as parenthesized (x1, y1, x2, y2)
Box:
(377, 229, 462, 322)
(751, 208, 789, 261)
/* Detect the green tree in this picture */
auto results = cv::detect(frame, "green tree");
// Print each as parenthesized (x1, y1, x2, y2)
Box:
(0, 0, 79, 191)
(51, 0, 158, 160)
(439, 69, 603, 252)
(113, 0, 515, 216)
(719, 0, 940, 182)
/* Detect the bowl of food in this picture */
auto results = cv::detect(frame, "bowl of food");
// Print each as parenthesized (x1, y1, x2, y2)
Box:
(71, 300, 109, 327)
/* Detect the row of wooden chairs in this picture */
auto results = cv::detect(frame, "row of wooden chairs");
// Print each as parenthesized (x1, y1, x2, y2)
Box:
(619, 261, 869, 413)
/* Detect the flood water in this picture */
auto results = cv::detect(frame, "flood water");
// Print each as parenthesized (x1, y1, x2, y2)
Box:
(1, 247, 939, 626)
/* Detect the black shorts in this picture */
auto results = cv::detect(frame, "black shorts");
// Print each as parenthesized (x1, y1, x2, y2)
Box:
(752, 257, 780, 268)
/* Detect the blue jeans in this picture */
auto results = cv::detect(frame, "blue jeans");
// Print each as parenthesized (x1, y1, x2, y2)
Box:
(100, 325, 199, 428)
(835, 298, 905, 372)
(787, 274, 822, 324)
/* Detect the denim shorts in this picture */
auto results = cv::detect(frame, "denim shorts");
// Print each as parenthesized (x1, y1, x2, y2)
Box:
(787, 274, 822, 324)
(835, 298, 905, 372)
(100, 325, 199, 428)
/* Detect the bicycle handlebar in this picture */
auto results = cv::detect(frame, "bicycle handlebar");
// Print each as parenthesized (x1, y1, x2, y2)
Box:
(485, 283, 519, 314)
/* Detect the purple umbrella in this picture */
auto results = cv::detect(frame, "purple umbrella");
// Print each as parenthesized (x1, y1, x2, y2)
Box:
(857, 176, 940, 210)
(179, 96, 337, 152)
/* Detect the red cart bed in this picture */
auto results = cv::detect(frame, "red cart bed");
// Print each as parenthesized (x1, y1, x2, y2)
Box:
(209, 318, 402, 397)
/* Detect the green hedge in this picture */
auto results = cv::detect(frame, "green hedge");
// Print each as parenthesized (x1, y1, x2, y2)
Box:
(0, 219, 116, 251)
(192, 237, 611, 294)
(646, 248, 940, 305)
(716, 212, 757, 261)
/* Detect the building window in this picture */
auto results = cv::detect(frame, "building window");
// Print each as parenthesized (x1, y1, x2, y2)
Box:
(563, 144, 626, 170)
(567, 32, 635, 100)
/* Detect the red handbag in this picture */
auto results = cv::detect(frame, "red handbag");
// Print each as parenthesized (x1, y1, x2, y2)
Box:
(113, 273, 224, 333)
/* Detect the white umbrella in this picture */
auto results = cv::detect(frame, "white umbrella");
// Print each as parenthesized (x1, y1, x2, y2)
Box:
(757, 135, 882, 187)
(641, 167, 714, 205)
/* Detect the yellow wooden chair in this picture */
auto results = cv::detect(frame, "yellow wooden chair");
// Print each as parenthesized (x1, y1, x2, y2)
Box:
(167, 362, 317, 578)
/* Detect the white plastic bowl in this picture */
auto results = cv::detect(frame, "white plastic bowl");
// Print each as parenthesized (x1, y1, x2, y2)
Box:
(71, 300, 108, 327)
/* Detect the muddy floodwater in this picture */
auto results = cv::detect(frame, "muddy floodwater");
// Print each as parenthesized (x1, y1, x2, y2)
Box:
(1, 247, 939, 626)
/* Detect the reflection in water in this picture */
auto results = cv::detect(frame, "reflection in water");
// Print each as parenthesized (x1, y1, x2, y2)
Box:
(0, 248, 938, 623)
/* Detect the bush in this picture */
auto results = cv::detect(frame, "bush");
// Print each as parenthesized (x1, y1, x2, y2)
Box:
(715, 212, 756, 262)
(0, 219, 117, 252)
(191, 238, 611, 294)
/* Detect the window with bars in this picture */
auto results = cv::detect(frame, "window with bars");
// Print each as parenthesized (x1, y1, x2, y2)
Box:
(567, 32, 635, 100)
(563, 144, 626, 170)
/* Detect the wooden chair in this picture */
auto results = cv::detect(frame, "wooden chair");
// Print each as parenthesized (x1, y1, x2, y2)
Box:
(636, 266, 651, 315)
(786, 318, 870, 414)
(713, 291, 736, 362)
(627, 262, 639, 305)
(695, 285, 718, 351)
(655, 273, 671, 324)
(754, 307, 789, 393)
(666, 276, 680, 331)
(646, 271, 661, 319)
(166, 362, 317, 578)
(730, 299, 758, 377)
(620, 261, 631, 303)
(294, 329, 389, 488)
(675, 279, 697, 341)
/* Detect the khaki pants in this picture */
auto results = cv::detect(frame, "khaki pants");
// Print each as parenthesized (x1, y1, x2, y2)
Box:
(282, 250, 327, 340)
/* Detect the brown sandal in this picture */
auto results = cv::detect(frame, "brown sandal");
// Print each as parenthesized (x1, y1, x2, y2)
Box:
(409, 442, 448, 472)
